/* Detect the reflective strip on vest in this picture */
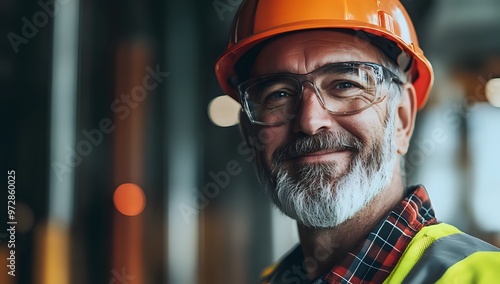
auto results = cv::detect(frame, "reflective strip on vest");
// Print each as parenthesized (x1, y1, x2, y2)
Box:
(402, 231, 500, 284)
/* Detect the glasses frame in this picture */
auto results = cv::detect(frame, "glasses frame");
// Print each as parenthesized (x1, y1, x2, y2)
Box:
(238, 61, 404, 126)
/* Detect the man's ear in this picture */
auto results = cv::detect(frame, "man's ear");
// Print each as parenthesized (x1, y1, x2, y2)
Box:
(395, 83, 417, 155)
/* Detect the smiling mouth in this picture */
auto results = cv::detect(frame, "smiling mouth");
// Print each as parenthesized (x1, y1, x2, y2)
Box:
(293, 149, 351, 164)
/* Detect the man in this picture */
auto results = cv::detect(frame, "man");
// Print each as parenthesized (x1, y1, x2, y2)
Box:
(215, 0, 500, 283)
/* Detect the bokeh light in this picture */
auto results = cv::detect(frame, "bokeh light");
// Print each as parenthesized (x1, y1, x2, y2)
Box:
(113, 183, 146, 216)
(486, 78, 500, 107)
(208, 95, 240, 127)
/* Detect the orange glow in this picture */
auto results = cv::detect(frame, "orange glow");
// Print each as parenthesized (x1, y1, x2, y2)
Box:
(34, 222, 70, 284)
(113, 183, 146, 216)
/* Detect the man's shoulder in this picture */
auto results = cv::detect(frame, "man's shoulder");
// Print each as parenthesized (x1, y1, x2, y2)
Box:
(437, 250, 500, 283)
(408, 222, 499, 256)
(387, 222, 500, 284)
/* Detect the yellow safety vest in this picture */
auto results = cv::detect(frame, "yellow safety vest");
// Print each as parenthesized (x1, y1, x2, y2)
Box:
(385, 223, 500, 283)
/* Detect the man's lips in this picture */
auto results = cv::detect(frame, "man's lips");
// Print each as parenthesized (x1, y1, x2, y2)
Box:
(291, 149, 351, 163)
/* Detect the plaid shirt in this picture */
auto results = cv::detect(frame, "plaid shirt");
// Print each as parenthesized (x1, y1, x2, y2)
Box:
(263, 185, 438, 284)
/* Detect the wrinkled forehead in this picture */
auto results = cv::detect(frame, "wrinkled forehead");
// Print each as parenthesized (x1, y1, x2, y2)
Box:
(251, 30, 386, 77)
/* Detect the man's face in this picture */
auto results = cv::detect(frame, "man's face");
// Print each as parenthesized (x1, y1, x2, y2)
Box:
(245, 30, 401, 228)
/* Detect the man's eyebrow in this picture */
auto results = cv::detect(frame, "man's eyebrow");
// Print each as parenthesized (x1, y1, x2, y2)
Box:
(256, 62, 361, 76)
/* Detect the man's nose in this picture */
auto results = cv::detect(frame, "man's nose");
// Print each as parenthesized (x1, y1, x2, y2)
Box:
(292, 83, 334, 135)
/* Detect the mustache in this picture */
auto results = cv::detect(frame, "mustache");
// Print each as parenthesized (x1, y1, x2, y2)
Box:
(272, 131, 363, 164)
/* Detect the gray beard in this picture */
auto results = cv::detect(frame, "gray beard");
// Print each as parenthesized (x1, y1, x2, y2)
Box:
(258, 113, 397, 228)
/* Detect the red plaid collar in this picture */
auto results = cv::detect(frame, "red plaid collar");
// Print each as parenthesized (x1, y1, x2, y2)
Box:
(262, 185, 437, 284)
(322, 185, 437, 283)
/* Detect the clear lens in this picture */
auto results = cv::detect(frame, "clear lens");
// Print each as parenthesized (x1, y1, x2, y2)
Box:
(240, 63, 389, 125)
(317, 65, 378, 113)
(244, 77, 300, 125)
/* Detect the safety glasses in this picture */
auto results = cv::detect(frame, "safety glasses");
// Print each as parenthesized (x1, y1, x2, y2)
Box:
(239, 62, 403, 126)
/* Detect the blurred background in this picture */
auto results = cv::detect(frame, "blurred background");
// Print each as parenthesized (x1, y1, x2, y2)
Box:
(1, 0, 500, 283)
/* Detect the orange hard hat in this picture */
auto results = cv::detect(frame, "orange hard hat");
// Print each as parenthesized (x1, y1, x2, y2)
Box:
(215, 0, 434, 110)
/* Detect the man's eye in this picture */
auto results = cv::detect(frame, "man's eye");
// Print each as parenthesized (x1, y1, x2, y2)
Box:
(270, 91, 288, 99)
(335, 81, 359, 89)
(265, 91, 293, 102)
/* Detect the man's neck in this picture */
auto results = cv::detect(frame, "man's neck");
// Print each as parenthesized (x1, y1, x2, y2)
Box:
(297, 178, 405, 280)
